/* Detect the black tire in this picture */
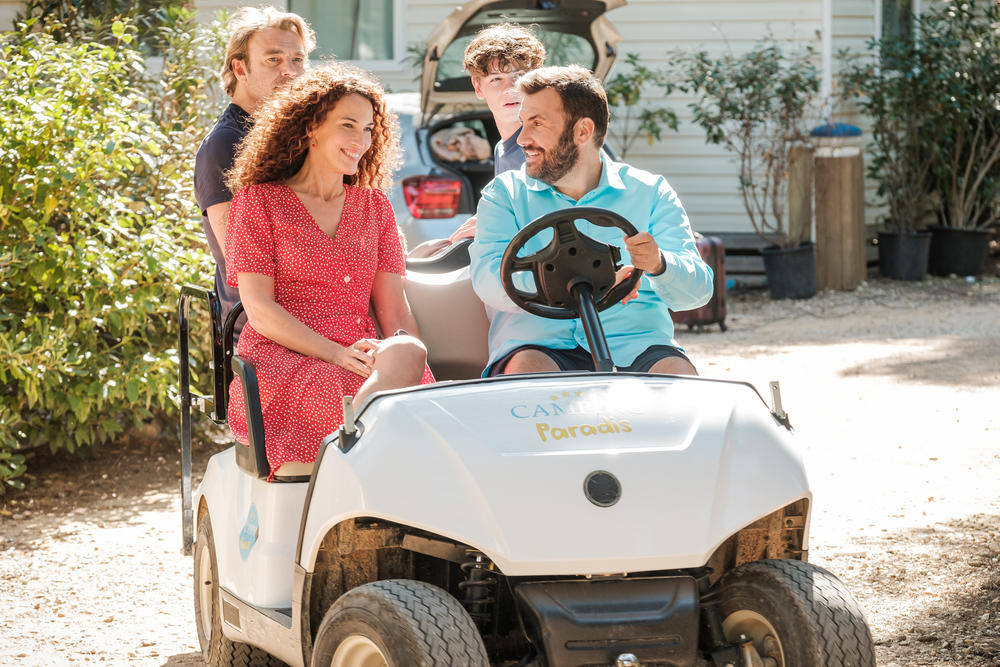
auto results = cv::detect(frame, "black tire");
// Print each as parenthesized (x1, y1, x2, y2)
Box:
(311, 579, 489, 667)
(718, 559, 875, 667)
(194, 514, 285, 666)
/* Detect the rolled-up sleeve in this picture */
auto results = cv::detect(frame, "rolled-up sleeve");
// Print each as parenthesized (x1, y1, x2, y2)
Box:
(644, 178, 714, 311)
(469, 177, 524, 313)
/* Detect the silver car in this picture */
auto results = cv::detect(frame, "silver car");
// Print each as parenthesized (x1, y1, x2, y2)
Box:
(387, 0, 626, 249)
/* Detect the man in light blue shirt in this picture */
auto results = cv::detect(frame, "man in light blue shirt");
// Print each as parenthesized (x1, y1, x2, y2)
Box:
(470, 65, 713, 376)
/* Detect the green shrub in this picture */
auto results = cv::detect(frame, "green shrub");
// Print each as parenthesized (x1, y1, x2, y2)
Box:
(665, 39, 820, 247)
(0, 13, 223, 493)
(838, 34, 937, 233)
(605, 53, 678, 160)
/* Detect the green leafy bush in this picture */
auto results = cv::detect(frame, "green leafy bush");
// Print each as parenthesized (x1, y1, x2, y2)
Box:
(605, 53, 678, 160)
(0, 12, 223, 493)
(665, 39, 820, 247)
(838, 35, 936, 233)
(917, 0, 1000, 229)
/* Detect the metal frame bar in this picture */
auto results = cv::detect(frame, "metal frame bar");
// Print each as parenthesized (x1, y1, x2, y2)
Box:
(177, 284, 223, 555)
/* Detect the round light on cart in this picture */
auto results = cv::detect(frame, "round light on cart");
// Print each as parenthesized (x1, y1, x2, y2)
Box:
(584, 470, 621, 507)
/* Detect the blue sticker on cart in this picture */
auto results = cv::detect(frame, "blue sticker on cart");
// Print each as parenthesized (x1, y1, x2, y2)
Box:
(238, 504, 259, 561)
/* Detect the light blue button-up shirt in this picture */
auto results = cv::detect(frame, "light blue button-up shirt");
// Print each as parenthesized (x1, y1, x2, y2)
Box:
(470, 158, 714, 373)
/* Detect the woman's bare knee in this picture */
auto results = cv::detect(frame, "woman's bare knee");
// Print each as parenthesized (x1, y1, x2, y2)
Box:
(374, 336, 427, 385)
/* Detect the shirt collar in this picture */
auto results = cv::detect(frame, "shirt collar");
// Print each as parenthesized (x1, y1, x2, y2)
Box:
(523, 153, 625, 195)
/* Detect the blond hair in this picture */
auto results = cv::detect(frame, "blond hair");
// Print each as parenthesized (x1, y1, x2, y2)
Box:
(463, 23, 545, 79)
(221, 6, 317, 96)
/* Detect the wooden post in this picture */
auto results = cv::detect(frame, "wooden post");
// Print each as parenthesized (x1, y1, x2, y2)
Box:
(788, 145, 813, 245)
(814, 143, 865, 290)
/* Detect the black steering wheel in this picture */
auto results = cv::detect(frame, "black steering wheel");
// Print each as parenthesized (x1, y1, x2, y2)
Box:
(500, 207, 643, 319)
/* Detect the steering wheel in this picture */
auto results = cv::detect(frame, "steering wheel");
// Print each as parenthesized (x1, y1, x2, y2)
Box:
(500, 207, 643, 319)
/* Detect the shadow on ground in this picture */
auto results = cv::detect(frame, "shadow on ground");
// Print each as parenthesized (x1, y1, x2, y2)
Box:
(838, 336, 999, 388)
(1, 432, 224, 549)
(823, 513, 1000, 666)
(162, 651, 204, 666)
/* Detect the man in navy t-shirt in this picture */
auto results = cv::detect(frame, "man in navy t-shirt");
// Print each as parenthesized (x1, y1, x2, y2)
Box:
(464, 23, 546, 179)
(194, 7, 314, 332)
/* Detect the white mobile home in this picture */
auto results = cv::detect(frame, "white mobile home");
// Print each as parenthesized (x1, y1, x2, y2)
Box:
(2, 0, 913, 235)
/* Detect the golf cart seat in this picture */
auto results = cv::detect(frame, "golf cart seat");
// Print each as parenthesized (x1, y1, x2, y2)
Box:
(404, 238, 490, 380)
(178, 285, 310, 484)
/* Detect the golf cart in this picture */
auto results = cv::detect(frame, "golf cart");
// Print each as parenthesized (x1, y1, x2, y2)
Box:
(178, 208, 876, 666)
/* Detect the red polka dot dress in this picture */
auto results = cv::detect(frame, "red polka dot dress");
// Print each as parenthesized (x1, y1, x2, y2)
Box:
(225, 182, 435, 474)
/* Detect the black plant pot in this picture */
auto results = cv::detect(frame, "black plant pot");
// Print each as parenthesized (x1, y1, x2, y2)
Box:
(927, 226, 992, 276)
(877, 231, 931, 281)
(761, 242, 817, 300)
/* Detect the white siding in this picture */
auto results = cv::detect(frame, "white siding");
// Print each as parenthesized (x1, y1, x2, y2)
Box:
(1, 0, 21, 29)
(608, 0, 823, 234)
(4, 0, 886, 235)
(832, 0, 881, 226)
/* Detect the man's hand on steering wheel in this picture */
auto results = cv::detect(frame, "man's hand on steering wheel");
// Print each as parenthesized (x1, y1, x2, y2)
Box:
(623, 232, 666, 275)
(613, 265, 640, 305)
(500, 207, 644, 319)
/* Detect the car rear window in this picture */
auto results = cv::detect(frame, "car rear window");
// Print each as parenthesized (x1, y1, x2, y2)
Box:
(434, 31, 595, 93)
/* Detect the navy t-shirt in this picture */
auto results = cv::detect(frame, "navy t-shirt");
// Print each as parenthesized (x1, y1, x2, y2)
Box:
(493, 127, 525, 176)
(194, 103, 252, 333)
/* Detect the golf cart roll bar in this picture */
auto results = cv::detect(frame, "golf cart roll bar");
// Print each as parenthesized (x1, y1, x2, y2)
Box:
(178, 285, 269, 555)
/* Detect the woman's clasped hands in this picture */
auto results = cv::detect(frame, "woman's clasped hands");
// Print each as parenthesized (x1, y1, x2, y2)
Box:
(332, 338, 380, 378)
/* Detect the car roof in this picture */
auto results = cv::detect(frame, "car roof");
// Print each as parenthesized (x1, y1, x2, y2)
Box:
(420, 0, 625, 122)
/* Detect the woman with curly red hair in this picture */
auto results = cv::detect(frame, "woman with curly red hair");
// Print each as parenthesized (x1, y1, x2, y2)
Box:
(224, 64, 433, 476)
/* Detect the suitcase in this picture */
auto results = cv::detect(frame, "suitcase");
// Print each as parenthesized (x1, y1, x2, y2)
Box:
(670, 233, 727, 332)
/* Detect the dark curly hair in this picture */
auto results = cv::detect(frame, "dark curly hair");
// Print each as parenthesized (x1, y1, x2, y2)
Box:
(227, 64, 400, 193)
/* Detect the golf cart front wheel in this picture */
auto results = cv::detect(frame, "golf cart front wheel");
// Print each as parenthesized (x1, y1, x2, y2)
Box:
(311, 579, 489, 667)
(194, 514, 282, 667)
(718, 559, 876, 667)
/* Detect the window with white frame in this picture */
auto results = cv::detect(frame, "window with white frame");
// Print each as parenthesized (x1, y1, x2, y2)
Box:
(289, 0, 404, 66)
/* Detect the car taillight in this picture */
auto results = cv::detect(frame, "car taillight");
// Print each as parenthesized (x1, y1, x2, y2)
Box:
(402, 176, 462, 218)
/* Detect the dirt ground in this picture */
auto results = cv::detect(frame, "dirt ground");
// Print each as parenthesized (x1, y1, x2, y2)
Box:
(1, 272, 999, 666)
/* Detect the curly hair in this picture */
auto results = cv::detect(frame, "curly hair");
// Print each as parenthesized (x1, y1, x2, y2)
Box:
(227, 64, 401, 193)
(463, 23, 545, 79)
(221, 6, 316, 97)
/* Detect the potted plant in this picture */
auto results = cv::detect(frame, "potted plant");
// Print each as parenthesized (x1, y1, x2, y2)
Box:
(666, 38, 820, 299)
(838, 34, 935, 281)
(919, 0, 1000, 276)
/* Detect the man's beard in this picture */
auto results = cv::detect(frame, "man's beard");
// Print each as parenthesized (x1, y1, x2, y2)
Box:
(525, 122, 578, 184)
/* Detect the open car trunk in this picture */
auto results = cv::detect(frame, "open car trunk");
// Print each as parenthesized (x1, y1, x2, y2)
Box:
(420, 0, 625, 124)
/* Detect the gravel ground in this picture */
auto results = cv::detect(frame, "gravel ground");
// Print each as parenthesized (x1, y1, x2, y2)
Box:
(1, 272, 998, 666)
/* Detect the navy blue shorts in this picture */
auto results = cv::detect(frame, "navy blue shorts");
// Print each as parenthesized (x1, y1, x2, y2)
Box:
(488, 344, 692, 376)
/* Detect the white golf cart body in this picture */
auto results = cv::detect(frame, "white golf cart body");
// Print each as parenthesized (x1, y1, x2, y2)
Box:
(177, 4, 876, 664)
(192, 366, 810, 666)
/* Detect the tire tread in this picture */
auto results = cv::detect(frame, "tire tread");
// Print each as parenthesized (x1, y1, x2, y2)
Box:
(312, 578, 489, 666)
(725, 559, 875, 667)
(367, 579, 489, 665)
(196, 515, 287, 667)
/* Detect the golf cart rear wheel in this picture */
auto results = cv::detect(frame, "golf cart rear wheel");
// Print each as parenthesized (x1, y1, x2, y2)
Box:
(718, 559, 876, 667)
(311, 579, 489, 667)
(194, 514, 282, 667)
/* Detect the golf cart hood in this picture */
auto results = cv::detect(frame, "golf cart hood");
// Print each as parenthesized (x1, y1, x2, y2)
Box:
(301, 374, 810, 577)
(421, 0, 625, 121)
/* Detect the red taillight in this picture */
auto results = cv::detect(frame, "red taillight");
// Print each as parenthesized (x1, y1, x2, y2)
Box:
(402, 176, 462, 218)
